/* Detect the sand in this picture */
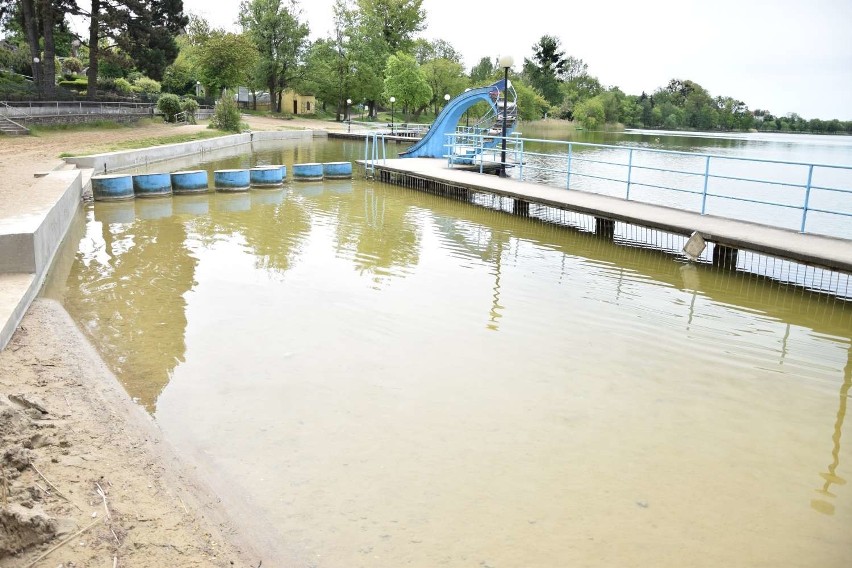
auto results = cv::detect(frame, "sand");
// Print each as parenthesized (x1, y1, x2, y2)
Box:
(0, 114, 347, 566)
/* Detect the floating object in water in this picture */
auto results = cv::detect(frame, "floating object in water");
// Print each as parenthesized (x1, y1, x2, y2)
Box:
(323, 161, 353, 179)
(171, 170, 209, 194)
(214, 169, 251, 192)
(132, 173, 172, 198)
(293, 163, 323, 181)
(92, 174, 134, 201)
(250, 165, 285, 188)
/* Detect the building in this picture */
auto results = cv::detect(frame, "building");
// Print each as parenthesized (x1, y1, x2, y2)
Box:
(236, 87, 316, 115)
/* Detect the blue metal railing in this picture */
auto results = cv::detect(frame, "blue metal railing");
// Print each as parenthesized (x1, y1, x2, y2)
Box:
(364, 132, 387, 177)
(443, 132, 852, 237)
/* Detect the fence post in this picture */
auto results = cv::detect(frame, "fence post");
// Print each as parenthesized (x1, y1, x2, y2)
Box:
(566, 143, 572, 190)
(519, 139, 525, 180)
(625, 148, 634, 200)
(701, 156, 711, 214)
(800, 164, 814, 233)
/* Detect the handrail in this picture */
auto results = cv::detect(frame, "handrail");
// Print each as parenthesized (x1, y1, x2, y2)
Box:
(363, 132, 387, 177)
(443, 132, 852, 236)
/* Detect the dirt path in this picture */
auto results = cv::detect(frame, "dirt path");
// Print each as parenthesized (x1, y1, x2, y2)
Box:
(0, 114, 344, 566)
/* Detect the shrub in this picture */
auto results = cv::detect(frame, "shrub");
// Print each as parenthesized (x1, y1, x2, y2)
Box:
(114, 77, 134, 94)
(134, 77, 161, 96)
(180, 98, 199, 124)
(209, 91, 241, 132)
(157, 93, 182, 122)
(58, 78, 88, 92)
(61, 57, 83, 75)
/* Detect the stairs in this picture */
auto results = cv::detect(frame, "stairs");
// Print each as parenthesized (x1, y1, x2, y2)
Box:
(0, 114, 30, 135)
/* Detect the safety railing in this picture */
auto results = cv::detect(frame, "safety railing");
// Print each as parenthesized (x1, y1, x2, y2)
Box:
(363, 132, 388, 178)
(0, 100, 154, 117)
(443, 132, 852, 237)
(347, 120, 430, 138)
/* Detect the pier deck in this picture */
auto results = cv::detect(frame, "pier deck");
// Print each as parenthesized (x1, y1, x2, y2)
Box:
(365, 158, 852, 273)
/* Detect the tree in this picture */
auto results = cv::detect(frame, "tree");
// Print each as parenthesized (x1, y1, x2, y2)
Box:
(87, 0, 188, 100)
(469, 56, 495, 84)
(196, 31, 259, 95)
(383, 51, 431, 122)
(522, 35, 570, 106)
(357, 0, 425, 54)
(573, 97, 605, 129)
(239, 0, 310, 113)
(413, 38, 462, 65)
(421, 57, 466, 115)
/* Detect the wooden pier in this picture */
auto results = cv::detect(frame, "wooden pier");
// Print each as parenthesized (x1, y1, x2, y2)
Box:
(362, 158, 852, 273)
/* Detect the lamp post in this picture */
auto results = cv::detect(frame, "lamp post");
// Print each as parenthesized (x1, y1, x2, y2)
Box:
(389, 96, 396, 135)
(346, 98, 352, 133)
(443, 93, 450, 113)
(498, 55, 513, 177)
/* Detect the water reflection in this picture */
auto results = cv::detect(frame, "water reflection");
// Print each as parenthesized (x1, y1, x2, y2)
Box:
(45, 139, 852, 565)
(813, 346, 851, 516)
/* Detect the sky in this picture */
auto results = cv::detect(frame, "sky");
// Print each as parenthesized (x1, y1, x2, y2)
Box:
(153, 0, 852, 119)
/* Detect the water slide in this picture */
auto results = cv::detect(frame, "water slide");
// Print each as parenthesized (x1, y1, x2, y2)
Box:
(399, 80, 515, 159)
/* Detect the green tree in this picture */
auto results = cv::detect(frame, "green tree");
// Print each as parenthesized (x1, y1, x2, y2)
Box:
(357, 0, 425, 54)
(196, 31, 259, 95)
(239, 0, 310, 113)
(413, 38, 462, 65)
(383, 51, 431, 122)
(573, 97, 605, 129)
(469, 56, 495, 84)
(421, 57, 466, 115)
(157, 92, 181, 121)
(522, 35, 570, 106)
(512, 80, 549, 121)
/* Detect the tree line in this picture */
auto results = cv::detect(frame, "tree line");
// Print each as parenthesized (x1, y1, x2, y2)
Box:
(0, 0, 848, 134)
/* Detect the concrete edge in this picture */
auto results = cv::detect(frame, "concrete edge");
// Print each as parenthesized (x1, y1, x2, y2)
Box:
(0, 169, 84, 350)
(64, 130, 314, 173)
(0, 273, 37, 352)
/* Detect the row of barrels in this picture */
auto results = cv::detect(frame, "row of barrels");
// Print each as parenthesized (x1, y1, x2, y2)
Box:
(91, 162, 353, 201)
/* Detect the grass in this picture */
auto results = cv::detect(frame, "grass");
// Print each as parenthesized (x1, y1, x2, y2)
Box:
(58, 128, 229, 157)
(30, 119, 129, 135)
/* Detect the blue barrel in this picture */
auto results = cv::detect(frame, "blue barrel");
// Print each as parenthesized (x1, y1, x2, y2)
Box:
(250, 166, 284, 188)
(171, 170, 209, 194)
(323, 161, 353, 179)
(173, 194, 210, 216)
(293, 162, 323, 181)
(92, 174, 134, 201)
(214, 169, 250, 192)
(132, 173, 172, 198)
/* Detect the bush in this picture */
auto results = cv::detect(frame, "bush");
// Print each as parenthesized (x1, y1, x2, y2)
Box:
(114, 77, 134, 94)
(209, 91, 241, 132)
(58, 78, 88, 92)
(134, 77, 161, 96)
(61, 57, 83, 75)
(180, 98, 199, 124)
(157, 93, 182, 122)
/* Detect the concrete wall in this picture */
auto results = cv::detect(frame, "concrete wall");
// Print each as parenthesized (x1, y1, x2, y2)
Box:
(65, 130, 313, 173)
(0, 169, 86, 349)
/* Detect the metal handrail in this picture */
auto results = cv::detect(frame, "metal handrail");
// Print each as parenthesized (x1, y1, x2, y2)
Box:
(443, 132, 852, 235)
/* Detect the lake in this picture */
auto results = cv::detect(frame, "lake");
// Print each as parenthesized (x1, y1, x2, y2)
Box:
(44, 130, 852, 567)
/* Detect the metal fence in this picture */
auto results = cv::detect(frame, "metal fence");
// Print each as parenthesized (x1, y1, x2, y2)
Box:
(444, 132, 852, 237)
(0, 100, 154, 118)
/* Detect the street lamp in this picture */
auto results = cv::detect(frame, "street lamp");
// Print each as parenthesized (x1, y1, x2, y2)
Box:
(498, 55, 513, 177)
(346, 98, 352, 133)
(443, 93, 450, 113)
(389, 96, 396, 135)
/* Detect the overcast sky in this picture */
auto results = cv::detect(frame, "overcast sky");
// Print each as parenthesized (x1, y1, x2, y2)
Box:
(179, 0, 851, 120)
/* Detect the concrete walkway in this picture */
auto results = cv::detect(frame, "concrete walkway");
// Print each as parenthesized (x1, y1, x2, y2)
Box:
(368, 158, 852, 273)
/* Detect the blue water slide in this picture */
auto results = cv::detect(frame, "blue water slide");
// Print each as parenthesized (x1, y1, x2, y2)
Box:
(399, 83, 505, 159)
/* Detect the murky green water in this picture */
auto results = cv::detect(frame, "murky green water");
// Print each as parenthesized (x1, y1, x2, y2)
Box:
(45, 136, 852, 567)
